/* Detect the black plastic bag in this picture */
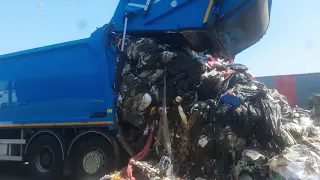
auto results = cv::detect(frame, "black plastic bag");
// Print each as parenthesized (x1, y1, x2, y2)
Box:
(197, 73, 224, 101)
(176, 79, 190, 96)
(226, 63, 248, 72)
(228, 104, 255, 138)
(130, 38, 164, 60)
(251, 126, 281, 153)
(137, 52, 162, 69)
(259, 98, 282, 136)
(247, 103, 263, 123)
(228, 73, 251, 88)
(189, 123, 221, 179)
(165, 53, 197, 75)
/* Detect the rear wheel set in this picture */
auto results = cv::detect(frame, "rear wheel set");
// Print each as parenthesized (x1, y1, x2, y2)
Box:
(27, 135, 63, 180)
(72, 136, 115, 180)
(27, 135, 115, 180)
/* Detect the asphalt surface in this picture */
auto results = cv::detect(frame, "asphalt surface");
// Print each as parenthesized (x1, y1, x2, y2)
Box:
(0, 162, 79, 180)
(0, 162, 27, 180)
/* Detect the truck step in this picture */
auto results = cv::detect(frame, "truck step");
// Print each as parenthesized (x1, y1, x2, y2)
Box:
(0, 139, 26, 144)
(0, 155, 23, 161)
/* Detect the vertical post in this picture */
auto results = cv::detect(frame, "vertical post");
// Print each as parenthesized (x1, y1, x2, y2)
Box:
(120, 17, 128, 51)
(8, 145, 11, 156)
(114, 16, 128, 93)
(20, 130, 24, 157)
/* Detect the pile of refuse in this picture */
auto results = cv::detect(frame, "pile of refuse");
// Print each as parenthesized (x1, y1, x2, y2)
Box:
(103, 37, 320, 180)
(308, 93, 320, 107)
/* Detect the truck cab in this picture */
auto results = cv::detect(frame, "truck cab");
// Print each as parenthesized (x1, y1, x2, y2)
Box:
(0, 0, 272, 179)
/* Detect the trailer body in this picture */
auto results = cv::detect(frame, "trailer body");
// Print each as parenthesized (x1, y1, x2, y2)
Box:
(0, 28, 116, 128)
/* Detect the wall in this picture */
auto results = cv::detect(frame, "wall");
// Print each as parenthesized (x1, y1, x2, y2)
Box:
(256, 73, 320, 108)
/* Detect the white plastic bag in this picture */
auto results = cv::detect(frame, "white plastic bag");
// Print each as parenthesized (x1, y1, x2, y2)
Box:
(268, 144, 320, 180)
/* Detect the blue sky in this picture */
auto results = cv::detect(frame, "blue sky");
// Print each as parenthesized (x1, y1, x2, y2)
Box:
(0, 0, 319, 76)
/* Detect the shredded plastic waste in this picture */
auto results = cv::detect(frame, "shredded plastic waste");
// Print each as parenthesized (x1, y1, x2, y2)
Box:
(104, 36, 320, 180)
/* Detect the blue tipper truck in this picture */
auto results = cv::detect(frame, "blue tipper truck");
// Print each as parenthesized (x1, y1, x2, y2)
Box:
(0, 0, 272, 179)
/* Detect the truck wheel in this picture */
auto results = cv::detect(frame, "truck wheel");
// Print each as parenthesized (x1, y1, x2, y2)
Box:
(27, 135, 63, 180)
(72, 136, 115, 180)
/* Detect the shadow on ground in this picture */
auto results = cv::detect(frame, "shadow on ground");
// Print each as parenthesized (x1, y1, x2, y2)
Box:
(0, 162, 27, 180)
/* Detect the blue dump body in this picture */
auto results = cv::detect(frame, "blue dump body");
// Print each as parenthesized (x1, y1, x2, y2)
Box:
(0, 0, 272, 128)
(0, 27, 117, 127)
(111, 0, 272, 56)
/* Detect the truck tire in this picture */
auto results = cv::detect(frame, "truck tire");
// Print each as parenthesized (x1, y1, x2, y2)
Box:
(72, 136, 115, 180)
(27, 135, 63, 180)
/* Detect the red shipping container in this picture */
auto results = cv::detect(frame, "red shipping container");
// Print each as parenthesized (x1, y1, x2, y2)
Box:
(274, 75, 296, 107)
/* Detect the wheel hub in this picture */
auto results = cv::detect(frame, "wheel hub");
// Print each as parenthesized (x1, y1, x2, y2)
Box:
(82, 149, 105, 175)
